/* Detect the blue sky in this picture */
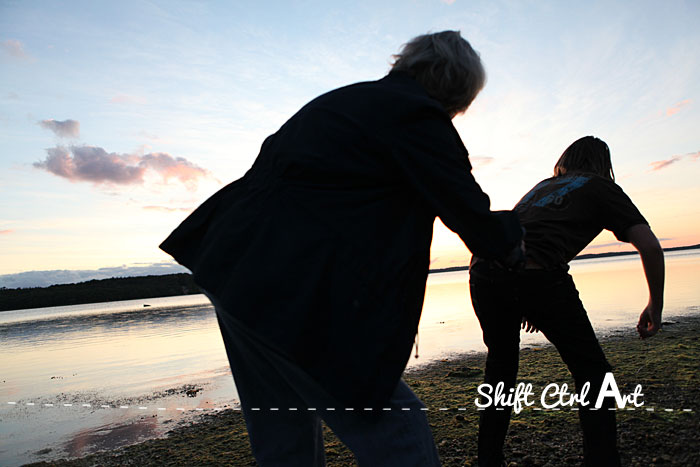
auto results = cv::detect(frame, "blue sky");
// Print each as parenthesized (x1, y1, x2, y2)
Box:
(1, 0, 699, 287)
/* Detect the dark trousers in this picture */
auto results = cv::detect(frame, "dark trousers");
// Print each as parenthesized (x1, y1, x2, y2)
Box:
(469, 263, 620, 467)
(213, 305, 441, 467)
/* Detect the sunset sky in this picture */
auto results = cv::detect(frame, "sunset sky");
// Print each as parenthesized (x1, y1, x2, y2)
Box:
(1, 0, 699, 287)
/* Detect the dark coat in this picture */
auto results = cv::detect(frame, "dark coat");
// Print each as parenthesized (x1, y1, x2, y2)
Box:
(160, 71, 522, 408)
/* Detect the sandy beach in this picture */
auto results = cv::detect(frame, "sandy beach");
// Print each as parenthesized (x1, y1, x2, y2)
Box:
(21, 312, 700, 466)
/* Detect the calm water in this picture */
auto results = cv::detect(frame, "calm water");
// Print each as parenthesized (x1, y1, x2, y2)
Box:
(1, 250, 699, 466)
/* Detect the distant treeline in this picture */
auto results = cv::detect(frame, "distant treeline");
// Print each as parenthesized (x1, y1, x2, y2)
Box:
(2, 244, 698, 312)
(427, 243, 700, 275)
(0, 273, 201, 312)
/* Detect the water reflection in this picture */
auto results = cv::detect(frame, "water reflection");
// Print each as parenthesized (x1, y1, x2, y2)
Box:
(413, 250, 700, 365)
(0, 304, 214, 347)
(63, 416, 159, 458)
(0, 250, 698, 466)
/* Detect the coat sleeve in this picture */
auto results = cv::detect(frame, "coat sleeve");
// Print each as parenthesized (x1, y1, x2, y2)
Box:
(387, 108, 522, 259)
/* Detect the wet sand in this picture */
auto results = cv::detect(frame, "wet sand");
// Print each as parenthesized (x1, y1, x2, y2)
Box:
(24, 314, 700, 466)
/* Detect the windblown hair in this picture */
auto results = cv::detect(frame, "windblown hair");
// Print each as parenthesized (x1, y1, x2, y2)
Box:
(391, 30, 486, 116)
(554, 136, 615, 181)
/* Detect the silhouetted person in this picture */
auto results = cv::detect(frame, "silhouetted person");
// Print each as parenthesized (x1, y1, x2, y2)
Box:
(160, 31, 523, 466)
(469, 136, 665, 466)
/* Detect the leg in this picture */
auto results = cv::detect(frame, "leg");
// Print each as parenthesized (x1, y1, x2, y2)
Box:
(215, 309, 326, 467)
(321, 380, 441, 467)
(216, 305, 440, 466)
(470, 266, 522, 467)
(524, 272, 620, 467)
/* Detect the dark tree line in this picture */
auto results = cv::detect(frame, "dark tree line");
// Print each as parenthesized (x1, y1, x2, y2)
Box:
(1, 244, 697, 313)
(0, 273, 202, 312)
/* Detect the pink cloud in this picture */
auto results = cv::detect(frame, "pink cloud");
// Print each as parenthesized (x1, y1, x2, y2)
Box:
(1, 39, 27, 59)
(139, 152, 212, 187)
(650, 155, 683, 171)
(666, 99, 691, 116)
(0, 229, 13, 235)
(34, 145, 212, 188)
(470, 156, 494, 169)
(649, 150, 699, 171)
(143, 205, 193, 213)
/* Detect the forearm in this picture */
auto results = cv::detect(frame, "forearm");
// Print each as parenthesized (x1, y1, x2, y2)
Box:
(627, 224, 665, 311)
(639, 245, 665, 310)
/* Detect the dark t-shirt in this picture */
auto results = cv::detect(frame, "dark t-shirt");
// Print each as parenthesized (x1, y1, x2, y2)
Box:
(515, 173, 647, 269)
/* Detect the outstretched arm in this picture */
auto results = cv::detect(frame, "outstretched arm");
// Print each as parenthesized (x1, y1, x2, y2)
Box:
(390, 108, 522, 260)
(626, 224, 665, 338)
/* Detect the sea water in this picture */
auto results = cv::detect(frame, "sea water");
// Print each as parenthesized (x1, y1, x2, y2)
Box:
(1, 250, 698, 465)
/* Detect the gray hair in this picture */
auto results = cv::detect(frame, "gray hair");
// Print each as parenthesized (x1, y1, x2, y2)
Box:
(391, 30, 486, 116)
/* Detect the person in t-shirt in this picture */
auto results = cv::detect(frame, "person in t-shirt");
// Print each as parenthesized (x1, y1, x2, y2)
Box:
(469, 136, 665, 466)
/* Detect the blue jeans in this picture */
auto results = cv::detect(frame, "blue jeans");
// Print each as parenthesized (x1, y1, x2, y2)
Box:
(469, 262, 620, 467)
(215, 307, 441, 467)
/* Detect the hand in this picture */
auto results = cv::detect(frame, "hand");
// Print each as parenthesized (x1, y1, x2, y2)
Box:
(636, 303, 662, 339)
(521, 317, 539, 333)
(496, 240, 526, 271)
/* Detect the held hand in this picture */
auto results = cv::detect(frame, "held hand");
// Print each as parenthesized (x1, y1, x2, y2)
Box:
(636, 303, 662, 339)
(496, 240, 526, 271)
(521, 317, 539, 333)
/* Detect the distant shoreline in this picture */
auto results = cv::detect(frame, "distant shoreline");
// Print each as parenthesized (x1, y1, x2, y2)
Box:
(428, 243, 700, 274)
(2, 244, 698, 312)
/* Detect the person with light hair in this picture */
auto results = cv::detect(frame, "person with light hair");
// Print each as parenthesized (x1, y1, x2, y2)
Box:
(161, 30, 522, 466)
(392, 30, 486, 117)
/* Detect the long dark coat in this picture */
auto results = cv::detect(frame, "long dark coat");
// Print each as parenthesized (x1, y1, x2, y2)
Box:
(160, 71, 522, 408)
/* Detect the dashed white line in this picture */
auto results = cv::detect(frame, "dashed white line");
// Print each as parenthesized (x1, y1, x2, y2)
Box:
(1, 402, 695, 413)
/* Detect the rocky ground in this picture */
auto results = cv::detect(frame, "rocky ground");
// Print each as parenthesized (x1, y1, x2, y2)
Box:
(26, 315, 700, 466)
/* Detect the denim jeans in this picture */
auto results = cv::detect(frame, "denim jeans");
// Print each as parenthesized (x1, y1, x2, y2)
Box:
(469, 262, 620, 467)
(214, 306, 441, 467)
